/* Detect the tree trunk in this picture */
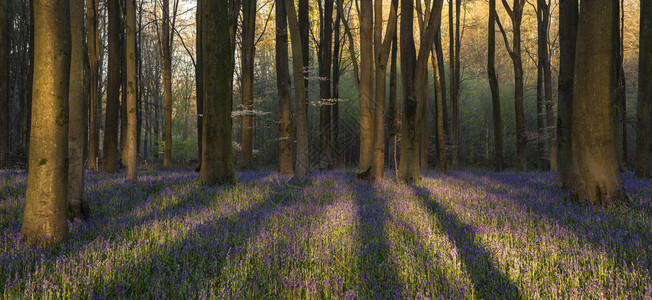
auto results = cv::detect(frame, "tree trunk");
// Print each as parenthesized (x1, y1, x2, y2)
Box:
(22, 0, 71, 242)
(196, 0, 203, 171)
(199, 0, 236, 185)
(125, 0, 137, 180)
(286, 0, 309, 177)
(387, 8, 398, 170)
(67, 0, 90, 220)
(162, 0, 172, 167)
(103, 0, 121, 173)
(488, 0, 503, 172)
(241, 0, 256, 169)
(358, 0, 373, 171)
(432, 40, 447, 173)
(539, 0, 556, 172)
(635, 0, 652, 178)
(570, 0, 624, 205)
(557, 0, 578, 188)
(332, 0, 342, 168)
(319, 0, 333, 170)
(120, 15, 128, 167)
(448, 0, 457, 168)
(0, 0, 7, 168)
(536, 55, 545, 170)
(87, 0, 99, 170)
(435, 29, 448, 145)
(277, 0, 293, 175)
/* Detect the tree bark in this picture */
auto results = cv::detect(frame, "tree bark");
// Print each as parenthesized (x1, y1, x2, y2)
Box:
(241, 0, 256, 169)
(387, 6, 398, 170)
(557, 0, 578, 188)
(286, 0, 309, 177)
(125, 0, 137, 180)
(319, 0, 333, 170)
(22, 0, 71, 242)
(635, 0, 652, 178)
(162, 0, 173, 167)
(358, 0, 373, 171)
(488, 0, 503, 172)
(196, 0, 203, 171)
(87, 0, 99, 170)
(103, 0, 121, 173)
(570, 0, 624, 205)
(277, 0, 293, 175)
(332, 0, 342, 168)
(613, 0, 626, 171)
(0, 0, 7, 168)
(199, 0, 236, 185)
(432, 39, 447, 173)
(68, 0, 90, 220)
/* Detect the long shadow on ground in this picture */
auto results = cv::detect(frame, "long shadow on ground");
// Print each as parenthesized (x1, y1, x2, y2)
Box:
(411, 183, 521, 299)
(353, 178, 402, 298)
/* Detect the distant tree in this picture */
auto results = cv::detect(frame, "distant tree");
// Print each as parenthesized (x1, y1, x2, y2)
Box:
(22, 0, 71, 242)
(536, 0, 555, 171)
(277, 0, 293, 175)
(487, 0, 503, 172)
(199, 0, 236, 185)
(103, 0, 121, 173)
(318, 0, 333, 170)
(286, 0, 309, 177)
(87, 0, 99, 170)
(497, 0, 527, 172)
(370, 0, 397, 179)
(125, 0, 137, 180)
(636, 0, 652, 178)
(68, 0, 90, 219)
(569, 0, 624, 204)
(557, 0, 578, 189)
(241, 0, 256, 169)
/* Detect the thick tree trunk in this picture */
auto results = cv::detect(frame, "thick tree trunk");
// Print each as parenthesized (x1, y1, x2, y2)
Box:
(199, 0, 236, 185)
(241, 0, 256, 169)
(87, 0, 99, 170)
(488, 0, 503, 172)
(22, 0, 71, 242)
(635, 0, 652, 178)
(103, 0, 121, 173)
(286, 0, 309, 177)
(557, 0, 578, 188)
(358, 0, 373, 171)
(277, 0, 293, 175)
(319, 0, 333, 170)
(67, 0, 90, 220)
(570, 0, 624, 205)
(125, 0, 137, 180)
(162, 0, 173, 167)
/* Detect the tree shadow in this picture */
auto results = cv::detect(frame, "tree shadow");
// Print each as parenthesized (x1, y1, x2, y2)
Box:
(352, 177, 402, 298)
(411, 184, 521, 299)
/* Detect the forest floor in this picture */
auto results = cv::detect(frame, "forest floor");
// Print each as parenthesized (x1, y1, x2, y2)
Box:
(1, 169, 651, 299)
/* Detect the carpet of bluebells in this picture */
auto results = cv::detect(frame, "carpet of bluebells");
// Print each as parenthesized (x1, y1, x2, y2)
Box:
(1, 169, 651, 299)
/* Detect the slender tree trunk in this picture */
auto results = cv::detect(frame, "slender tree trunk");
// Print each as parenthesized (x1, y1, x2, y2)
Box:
(448, 0, 457, 168)
(539, 0, 556, 172)
(86, 0, 99, 170)
(319, 0, 333, 170)
(636, 0, 652, 178)
(199, 0, 236, 185)
(433, 41, 447, 174)
(103, 0, 121, 173)
(332, 0, 342, 168)
(387, 6, 398, 170)
(241, 0, 256, 169)
(0, 0, 7, 168)
(435, 30, 448, 143)
(452, 0, 461, 167)
(557, 0, 578, 188)
(120, 13, 128, 167)
(195, 0, 203, 171)
(277, 0, 293, 175)
(162, 0, 172, 167)
(570, 0, 624, 204)
(125, 0, 137, 180)
(22, 0, 71, 242)
(613, 0, 626, 171)
(286, 0, 309, 177)
(536, 56, 545, 170)
(68, 0, 90, 220)
(488, 0, 503, 172)
(358, 0, 373, 171)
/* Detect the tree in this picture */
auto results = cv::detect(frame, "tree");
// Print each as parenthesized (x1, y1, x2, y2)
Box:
(636, 0, 652, 178)
(358, 0, 373, 172)
(557, 0, 578, 188)
(67, 0, 90, 219)
(125, 0, 137, 180)
(196, 0, 203, 171)
(286, 0, 309, 177)
(241, 0, 256, 169)
(449, 0, 461, 168)
(103, 0, 121, 173)
(199, 0, 236, 185)
(497, 0, 527, 172)
(277, 0, 293, 175)
(332, 0, 343, 168)
(535, 0, 554, 171)
(370, 0, 397, 179)
(387, 0, 399, 171)
(432, 30, 447, 173)
(21, 0, 71, 242)
(162, 0, 172, 167)
(318, 0, 333, 170)
(569, 0, 624, 204)
(86, 0, 99, 170)
(487, 0, 503, 172)
(0, 0, 7, 168)
(398, 0, 443, 181)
